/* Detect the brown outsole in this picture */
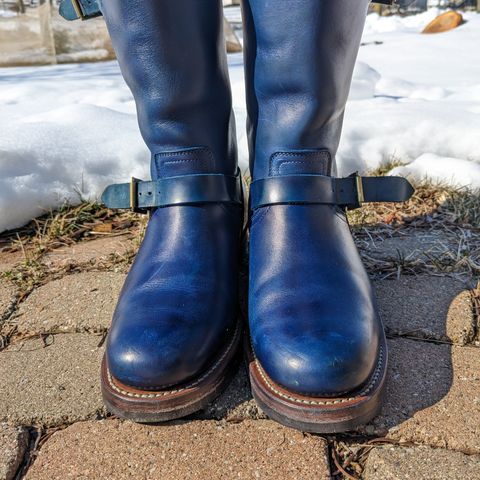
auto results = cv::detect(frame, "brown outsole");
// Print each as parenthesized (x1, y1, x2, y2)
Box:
(247, 336, 388, 433)
(101, 321, 242, 423)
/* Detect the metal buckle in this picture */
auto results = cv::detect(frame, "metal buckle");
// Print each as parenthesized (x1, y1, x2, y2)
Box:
(343, 173, 365, 210)
(355, 175, 365, 205)
(130, 177, 142, 212)
(70, 0, 85, 19)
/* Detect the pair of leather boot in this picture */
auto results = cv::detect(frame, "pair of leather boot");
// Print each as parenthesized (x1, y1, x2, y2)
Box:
(66, 0, 413, 432)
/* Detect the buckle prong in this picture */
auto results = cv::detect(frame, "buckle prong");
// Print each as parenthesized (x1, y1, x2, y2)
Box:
(355, 175, 365, 204)
(70, 0, 85, 19)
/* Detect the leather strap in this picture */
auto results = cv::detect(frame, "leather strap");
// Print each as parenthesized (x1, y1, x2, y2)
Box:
(59, 0, 395, 21)
(101, 171, 243, 213)
(59, 0, 101, 21)
(250, 174, 414, 211)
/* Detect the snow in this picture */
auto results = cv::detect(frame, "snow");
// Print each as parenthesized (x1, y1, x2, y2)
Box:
(0, 10, 17, 19)
(1, 8, 480, 232)
(339, 8, 480, 177)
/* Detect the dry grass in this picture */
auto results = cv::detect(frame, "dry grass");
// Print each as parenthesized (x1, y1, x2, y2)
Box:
(1, 176, 479, 298)
(0, 202, 144, 263)
(330, 437, 416, 480)
(368, 157, 406, 177)
(347, 180, 480, 278)
(0, 202, 146, 299)
(348, 181, 480, 230)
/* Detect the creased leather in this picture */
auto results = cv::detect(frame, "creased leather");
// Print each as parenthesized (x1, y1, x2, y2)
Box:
(101, 0, 242, 390)
(243, 0, 384, 396)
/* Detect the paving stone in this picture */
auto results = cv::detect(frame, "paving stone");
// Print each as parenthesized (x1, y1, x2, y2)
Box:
(0, 251, 23, 274)
(375, 276, 474, 345)
(26, 419, 330, 480)
(0, 424, 28, 480)
(197, 363, 266, 421)
(10, 272, 125, 334)
(0, 281, 16, 322)
(364, 338, 480, 454)
(0, 334, 105, 427)
(358, 231, 457, 263)
(42, 235, 135, 268)
(364, 445, 480, 480)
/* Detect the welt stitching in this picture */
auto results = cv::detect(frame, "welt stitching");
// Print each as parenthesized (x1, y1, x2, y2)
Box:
(163, 158, 208, 166)
(154, 147, 211, 157)
(271, 151, 330, 158)
(270, 151, 330, 175)
(277, 159, 326, 175)
(108, 321, 239, 399)
(154, 148, 214, 172)
(254, 345, 384, 406)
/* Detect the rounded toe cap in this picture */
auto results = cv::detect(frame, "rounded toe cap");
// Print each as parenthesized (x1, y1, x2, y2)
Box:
(254, 331, 379, 397)
(107, 324, 210, 390)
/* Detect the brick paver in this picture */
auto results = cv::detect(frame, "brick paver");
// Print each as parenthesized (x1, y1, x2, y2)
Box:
(10, 272, 125, 334)
(0, 281, 16, 322)
(364, 445, 480, 479)
(0, 251, 23, 275)
(26, 419, 331, 480)
(0, 334, 105, 427)
(357, 231, 457, 264)
(42, 235, 135, 268)
(366, 338, 480, 454)
(375, 276, 474, 344)
(1, 205, 479, 478)
(0, 424, 28, 480)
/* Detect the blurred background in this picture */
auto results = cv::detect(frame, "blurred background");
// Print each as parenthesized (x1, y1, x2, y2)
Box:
(1, 0, 479, 66)
(0, 0, 113, 66)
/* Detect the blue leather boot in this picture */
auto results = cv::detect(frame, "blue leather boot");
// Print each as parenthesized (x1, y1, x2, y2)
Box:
(242, 0, 413, 432)
(64, 0, 244, 421)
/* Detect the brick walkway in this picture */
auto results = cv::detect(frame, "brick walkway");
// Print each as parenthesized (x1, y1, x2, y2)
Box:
(0, 197, 479, 479)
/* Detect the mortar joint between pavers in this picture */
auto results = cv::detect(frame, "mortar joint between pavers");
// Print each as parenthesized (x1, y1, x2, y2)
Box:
(470, 283, 480, 345)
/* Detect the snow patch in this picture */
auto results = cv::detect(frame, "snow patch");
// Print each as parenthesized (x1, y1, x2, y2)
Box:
(0, 103, 149, 231)
(389, 153, 480, 190)
(0, 9, 479, 232)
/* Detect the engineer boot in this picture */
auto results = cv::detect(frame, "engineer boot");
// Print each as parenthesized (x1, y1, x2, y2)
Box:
(242, 0, 413, 432)
(94, 0, 243, 422)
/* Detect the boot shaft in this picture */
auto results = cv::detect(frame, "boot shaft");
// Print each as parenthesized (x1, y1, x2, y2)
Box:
(241, 0, 371, 179)
(101, 0, 237, 179)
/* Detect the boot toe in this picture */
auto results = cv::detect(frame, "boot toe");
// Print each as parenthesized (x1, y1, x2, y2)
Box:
(107, 322, 211, 390)
(253, 330, 379, 397)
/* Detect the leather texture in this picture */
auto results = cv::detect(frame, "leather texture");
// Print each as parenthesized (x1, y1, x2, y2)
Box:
(101, 0, 242, 390)
(243, 0, 387, 396)
(102, 170, 243, 211)
(250, 173, 414, 210)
